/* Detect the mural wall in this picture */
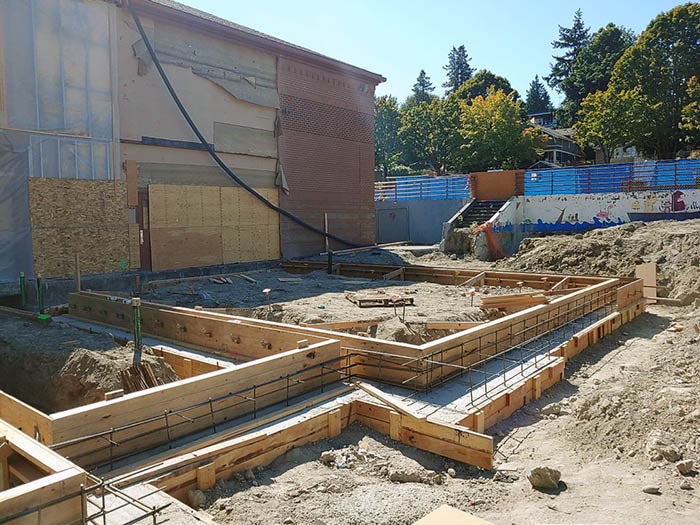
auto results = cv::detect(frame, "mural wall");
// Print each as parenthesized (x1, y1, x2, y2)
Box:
(475, 189, 700, 260)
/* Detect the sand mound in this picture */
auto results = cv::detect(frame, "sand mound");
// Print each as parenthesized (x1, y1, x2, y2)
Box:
(499, 219, 700, 304)
(52, 343, 179, 411)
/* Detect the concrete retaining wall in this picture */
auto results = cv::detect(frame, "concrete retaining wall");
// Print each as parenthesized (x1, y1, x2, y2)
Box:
(375, 199, 468, 245)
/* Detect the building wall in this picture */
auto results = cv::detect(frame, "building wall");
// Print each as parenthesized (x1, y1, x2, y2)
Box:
(277, 58, 376, 257)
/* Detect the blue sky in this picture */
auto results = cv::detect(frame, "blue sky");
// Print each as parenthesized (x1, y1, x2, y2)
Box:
(179, 1, 683, 104)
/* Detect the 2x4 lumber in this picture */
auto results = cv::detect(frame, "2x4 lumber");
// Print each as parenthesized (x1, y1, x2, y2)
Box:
(424, 321, 485, 330)
(300, 320, 379, 331)
(196, 462, 216, 490)
(458, 272, 486, 288)
(549, 276, 570, 292)
(383, 267, 405, 281)
(352, 381, 423, 419)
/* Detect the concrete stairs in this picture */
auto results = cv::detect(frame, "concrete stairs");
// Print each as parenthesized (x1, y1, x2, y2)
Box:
(459, 199, 507, 226)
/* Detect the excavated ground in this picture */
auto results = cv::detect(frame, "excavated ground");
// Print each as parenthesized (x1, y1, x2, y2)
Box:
(0, 316, 180, 413)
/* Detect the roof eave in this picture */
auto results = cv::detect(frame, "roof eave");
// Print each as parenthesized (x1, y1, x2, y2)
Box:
(128, 0, 386, 85)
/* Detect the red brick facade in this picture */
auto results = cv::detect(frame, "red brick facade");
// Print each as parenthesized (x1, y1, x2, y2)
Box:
(277, 58, 378, 257)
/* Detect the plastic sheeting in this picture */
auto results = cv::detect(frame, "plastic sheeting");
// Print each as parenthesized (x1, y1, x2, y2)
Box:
(0, 132, 34, 281)
(0, 0, 116, 282)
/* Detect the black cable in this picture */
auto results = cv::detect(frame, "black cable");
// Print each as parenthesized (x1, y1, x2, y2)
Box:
(126, 2, 360, 248)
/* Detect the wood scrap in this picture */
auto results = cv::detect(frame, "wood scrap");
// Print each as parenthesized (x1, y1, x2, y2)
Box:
(458, 272, 486, 288)
(278, 277, 302, 282)
(238, 274, 258, 284)
(120, 362, 167, 394)
(345, 290, 414, 308)
(480, 293, 548, 310)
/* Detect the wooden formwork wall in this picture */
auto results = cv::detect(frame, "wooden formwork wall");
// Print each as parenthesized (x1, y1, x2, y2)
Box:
(148, 184, 280, 271)
(50, 340, 343, 468)
(28, 179, 130, 278)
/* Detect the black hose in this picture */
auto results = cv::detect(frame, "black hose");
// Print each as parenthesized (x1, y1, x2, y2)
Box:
(126, 2, 360, 248)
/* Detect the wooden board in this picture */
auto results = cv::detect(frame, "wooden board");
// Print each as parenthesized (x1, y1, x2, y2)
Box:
(28, 179, 130, 278)
(148, 184, 280, 271)
(345, 290, 415, 308)
(125, 160, 138, 206)
(635, 263, 657, 302)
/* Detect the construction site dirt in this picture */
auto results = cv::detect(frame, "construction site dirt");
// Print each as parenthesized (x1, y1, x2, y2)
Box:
(0, 219, 698, 524)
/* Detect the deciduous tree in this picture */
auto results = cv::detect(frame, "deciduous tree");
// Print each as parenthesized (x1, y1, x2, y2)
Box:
(457, 88, 545, 171)
(610, 3, 700, 158)
(452, 70, 516, 102)
(374, 95, 401, 179)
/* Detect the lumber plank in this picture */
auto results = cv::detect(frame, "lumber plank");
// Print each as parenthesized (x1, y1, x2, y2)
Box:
(458, 272, 486, 288)
(383, 267, 405, 281)
(352, 381, 423, 418)
(424, 321, 485, 330)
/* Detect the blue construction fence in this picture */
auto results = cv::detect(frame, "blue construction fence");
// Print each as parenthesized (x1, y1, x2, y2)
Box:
(374, 175, 470, 202)
(525, 159, 700, 196)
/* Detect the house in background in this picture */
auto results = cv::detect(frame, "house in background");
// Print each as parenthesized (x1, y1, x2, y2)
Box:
(527, 111, 556, 128)
(0, 0, 384, 283)
(529, 125, 582, 168)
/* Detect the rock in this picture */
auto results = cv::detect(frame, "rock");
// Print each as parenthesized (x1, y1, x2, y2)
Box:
(680, 480, 693, 490)
(676, 459, 695, 476)
(494, 470, 519, 483)
(283, 519, 295, 525)
(244, 469, 255, 481)
(527, 467, 561, 490)
(447, 468, 456, 478)
(232, 472, 245, 482)
(319, 450, 336, 466)
(642, 485, 660, 495)
(187, 489, 206, 508)
(541, 403, 562, 416)
(389, 469, 422, 483)
(646, 430, 682, 462)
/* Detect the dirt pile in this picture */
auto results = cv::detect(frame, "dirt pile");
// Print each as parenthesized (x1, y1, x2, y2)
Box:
(52, 343, 180, 412)
(500, 219, 700, 303)
(562, 307, 700, 464)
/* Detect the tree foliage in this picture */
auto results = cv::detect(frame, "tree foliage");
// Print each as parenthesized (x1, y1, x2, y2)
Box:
(574, 88, 649, 163)
(456, 88, 545, 171)
(610, 3, 700, 157)
(374, 95, 401, 179)
(681, 76, 700, 149)
(452, 69, 516, 102)
(546, 9, 590, 93)
(412, 70, 435, 104)
(443, 45, 474, 94)
(399, 98, 461, 175)
(556, 23, 635, 127)
(524, 75, 552, 115)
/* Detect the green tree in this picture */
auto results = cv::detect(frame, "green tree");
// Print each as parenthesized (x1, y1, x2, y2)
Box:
(399, 98, 461, 175)
(443, 45, 474, 94)
(546, 9, 591, 93)
(412, 70, 435, 104)
(452, 69, 516, 102)
(456, 88, 545, 171)
(374, 95, 401, 179)
(610, 3, 700, 158)
(524, 75, 552, 115)
(557, 23, 636, 126)
(575, 88, 649, 163)
(681, 76, 700, 149)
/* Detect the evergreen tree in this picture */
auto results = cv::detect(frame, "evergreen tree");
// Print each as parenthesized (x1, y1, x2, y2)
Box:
(443, 45, 474, 94)
(524, 75, 552, 115)
(546, 9, 591, 92)
(412, 70, 435, 104)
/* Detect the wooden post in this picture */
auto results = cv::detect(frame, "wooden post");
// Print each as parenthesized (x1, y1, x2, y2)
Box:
(196, 462, 216, 490)
(389, 410, 401, 441)
(183, 358, 193, 378)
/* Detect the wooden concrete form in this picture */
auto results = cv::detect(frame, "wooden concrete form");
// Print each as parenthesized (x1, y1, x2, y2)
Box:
(0, 263, 647, 519)
(0, 420, 88, 525)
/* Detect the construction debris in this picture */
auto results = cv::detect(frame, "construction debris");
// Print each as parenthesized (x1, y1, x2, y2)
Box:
(345, 290, 415, 308)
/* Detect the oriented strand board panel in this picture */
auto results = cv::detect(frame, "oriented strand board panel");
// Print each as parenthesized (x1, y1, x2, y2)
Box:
(28, 179, 130, 277)
(149, 184, 280, 271)
(128, 223, 141, 270)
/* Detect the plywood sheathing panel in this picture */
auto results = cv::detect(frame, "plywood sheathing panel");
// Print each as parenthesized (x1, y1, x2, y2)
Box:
(148, 184, 280, 271)
(28, 179, 130, 278)
(137, 162, 275, 189)
(128, 223, 141, 270)
(214, 122, 277, 158)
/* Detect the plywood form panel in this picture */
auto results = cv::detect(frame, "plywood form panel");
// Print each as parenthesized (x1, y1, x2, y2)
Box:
(149, 184, 279, 270)
(28, 179, 130, 277)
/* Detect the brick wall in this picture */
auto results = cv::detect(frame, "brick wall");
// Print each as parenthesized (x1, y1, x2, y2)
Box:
(277, 58, 377, 257)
